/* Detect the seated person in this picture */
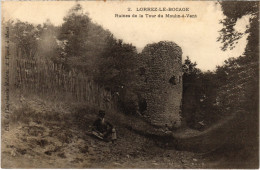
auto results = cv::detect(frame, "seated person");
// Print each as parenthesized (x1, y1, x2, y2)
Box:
(92, 110, 116, 141)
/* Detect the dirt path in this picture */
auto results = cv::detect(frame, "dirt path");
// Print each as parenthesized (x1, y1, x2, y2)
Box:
(2, 97, 257, 168)
(2, 113, 207, 168)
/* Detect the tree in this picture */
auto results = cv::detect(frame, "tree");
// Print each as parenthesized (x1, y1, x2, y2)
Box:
(94, 34, 138, 114)
(181, 57, 203, 128)
(182, 57, 221, 129)
(58, 4, 91, 71)
(218, 1, 259, 120)
(59, 4, 90, 55)
(218, 2, 259, 160)
(58, 4, 110, 73)
(37, 19, 60, 63)
(182, 56, 201, 93)
(9, 20, 42, 59)
(218, 1, 259, 53)
(95, 35, 137, 92)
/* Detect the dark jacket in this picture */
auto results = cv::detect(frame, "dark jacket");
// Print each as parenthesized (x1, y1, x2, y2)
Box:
(93, 118, 113, 133)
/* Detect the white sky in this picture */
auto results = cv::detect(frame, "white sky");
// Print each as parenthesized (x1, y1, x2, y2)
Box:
(2, 1, 249, 71)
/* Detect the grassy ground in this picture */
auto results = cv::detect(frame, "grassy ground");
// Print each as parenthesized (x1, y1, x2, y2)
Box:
(1, 95, 258, 168)
(1, 95, 207, 168)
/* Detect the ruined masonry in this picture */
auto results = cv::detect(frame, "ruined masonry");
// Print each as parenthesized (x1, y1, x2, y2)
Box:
(137, 41, 183, 128)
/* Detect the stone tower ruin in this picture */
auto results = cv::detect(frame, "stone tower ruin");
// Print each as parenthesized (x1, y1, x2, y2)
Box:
(137, 41, 182, 128)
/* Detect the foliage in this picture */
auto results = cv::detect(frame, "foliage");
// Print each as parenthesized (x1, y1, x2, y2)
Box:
(8, 20, 42, 59)
(182, 2, 259, 130)
(6, 2, 258, 131)
(5, 4, 139, 115)
(218, 1, 259, 51)
(182, 57, 220, 128)
(181, 55, 258, 129)
(58, 4, 111, 73)
(95, 36, 137, 92)
(180, 2, 259, 132)
(37, 19, 60, 62)
(6, 19, 59, 62)
(218, 1, 259, 117)
(94, 35, 138, 114)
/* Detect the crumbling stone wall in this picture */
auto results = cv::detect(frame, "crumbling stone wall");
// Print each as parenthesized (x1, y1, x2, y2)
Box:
(136, 41, 183, 128)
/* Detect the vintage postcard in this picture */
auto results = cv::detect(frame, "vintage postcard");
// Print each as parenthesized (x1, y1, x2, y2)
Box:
(1, 0, 259, 168)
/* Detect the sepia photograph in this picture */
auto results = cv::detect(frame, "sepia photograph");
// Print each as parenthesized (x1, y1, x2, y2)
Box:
(1, 0, 259, 168)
